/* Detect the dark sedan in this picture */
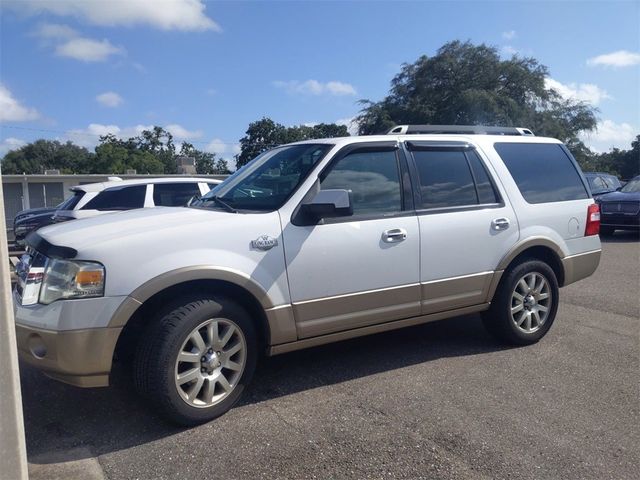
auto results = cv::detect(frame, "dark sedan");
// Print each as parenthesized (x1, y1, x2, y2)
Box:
(596, 175, 640, 235)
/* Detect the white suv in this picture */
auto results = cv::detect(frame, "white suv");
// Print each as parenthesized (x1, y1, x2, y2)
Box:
(13, 126, 602, 425)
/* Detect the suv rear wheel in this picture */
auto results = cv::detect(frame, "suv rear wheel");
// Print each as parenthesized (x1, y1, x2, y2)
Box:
(482, 259, 559, 345)
(133, 295, 257, 426)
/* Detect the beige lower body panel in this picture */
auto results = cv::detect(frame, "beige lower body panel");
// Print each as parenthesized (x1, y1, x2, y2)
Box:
(15, 324, 121, 387)
(293, 284, 421, 339)
(269, 303, 489, 355)
(421, 271, 496, 314)
(561, 249, 601, 286)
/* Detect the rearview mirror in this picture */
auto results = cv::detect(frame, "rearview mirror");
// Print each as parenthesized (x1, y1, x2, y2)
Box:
(301, 189, 353, 221)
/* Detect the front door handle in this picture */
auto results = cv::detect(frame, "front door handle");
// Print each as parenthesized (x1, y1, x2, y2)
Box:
(492, 217, 510, 231)
(382, 228, 407, 242)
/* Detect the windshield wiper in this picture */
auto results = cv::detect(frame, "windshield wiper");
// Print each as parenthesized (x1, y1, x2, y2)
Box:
(209, 196, 237, 213)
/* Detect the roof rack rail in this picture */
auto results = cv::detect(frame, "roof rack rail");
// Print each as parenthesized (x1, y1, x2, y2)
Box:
(386, 125, 535, 136)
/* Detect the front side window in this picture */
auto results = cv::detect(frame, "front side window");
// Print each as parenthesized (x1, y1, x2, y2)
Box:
(321, 149, 402, 215)
(494, 143, 589, 204)
(196, 144, 332, 211)
(82, 185, 146, 210)
(153, 183, 200, 207)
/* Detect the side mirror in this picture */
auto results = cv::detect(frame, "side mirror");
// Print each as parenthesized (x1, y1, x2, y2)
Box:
(301, 189, 353, 221)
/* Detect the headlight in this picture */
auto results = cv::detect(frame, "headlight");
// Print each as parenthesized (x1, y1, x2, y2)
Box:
(39, 259, 105, 305)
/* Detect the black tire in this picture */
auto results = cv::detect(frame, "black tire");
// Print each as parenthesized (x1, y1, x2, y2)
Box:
(133, 295, 258, 426)
(482, 259, 559, 345)
(599, 226, 615, 236)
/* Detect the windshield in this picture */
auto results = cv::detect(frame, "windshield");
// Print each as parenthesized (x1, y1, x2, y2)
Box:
(621, 177, 640, 193)
(56, 191, 85, 211)
(194, 143, 333, 211)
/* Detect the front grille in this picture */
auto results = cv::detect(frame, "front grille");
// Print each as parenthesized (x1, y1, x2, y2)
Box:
(601, 202, 640, 215)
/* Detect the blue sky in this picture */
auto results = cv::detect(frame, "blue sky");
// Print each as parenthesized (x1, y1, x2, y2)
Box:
(1, 0, 639, 166)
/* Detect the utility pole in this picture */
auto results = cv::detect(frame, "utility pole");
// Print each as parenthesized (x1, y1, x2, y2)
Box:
(0, 177, 29, 479)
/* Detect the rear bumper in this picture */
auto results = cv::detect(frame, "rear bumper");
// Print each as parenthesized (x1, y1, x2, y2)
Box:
(600, 212, 640, 229)
(15, 323, 121, 387)
(561, 249, 601, 286)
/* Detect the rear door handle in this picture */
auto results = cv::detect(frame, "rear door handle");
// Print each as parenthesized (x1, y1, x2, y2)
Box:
(382, 228, 407, 242)
(492, 218, 510, 231)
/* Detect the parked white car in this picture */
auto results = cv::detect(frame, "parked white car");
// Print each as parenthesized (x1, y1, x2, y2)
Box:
(14, 125, 601, 425)
(13, 177, 221, 245)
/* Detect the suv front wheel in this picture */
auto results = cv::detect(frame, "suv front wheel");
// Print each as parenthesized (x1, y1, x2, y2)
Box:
(133, 295, 258, 426)
(482, 259, 559, 345)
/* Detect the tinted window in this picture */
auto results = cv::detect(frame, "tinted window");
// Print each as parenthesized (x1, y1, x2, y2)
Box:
(467, 151, 499, 204)
(413, 150, 478, 208)
(57, 191, 85, 211)
(588, 176, 608, 194)
(495, 143, 588, 203)
(153, 183, 200, 206)
(82, 185, 146, 210)
(197, 144, 331, 211)
(321, 150, 402, 215)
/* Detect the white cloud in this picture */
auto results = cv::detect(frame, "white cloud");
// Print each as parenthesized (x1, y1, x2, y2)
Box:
(32, 22, 77, 40)
(12, 0, 220, 32)
(205, 138, 240, 157)
(501, 45, 519, 56)
(0, 138, 27, 157)
(165, 124, 202, 140)
(502, 30, 516, 40)
(55, 37, 123, 62)
(587, 50, 640, 68)
(64, 123, 202, 148)
(545, 78, 611, 106)
(96, 91, 123, 107)
(336, 117, 360, 136)
(0, 84, 40, 122)
(581, 120, 637, 152)
(273, 79, 357, 96)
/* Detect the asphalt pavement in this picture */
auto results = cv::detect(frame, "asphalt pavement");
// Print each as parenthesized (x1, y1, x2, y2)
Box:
(20, 232, 639, 480)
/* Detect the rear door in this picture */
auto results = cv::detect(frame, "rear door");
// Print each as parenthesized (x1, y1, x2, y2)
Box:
(405, 141, 520, 314)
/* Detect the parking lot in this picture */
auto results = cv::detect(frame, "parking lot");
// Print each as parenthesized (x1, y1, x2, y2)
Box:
(19, 233, 639, 480)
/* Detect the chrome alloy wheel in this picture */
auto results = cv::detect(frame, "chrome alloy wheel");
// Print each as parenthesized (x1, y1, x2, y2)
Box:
(510, 272, 552, 334)
(174, 318, 247, 408)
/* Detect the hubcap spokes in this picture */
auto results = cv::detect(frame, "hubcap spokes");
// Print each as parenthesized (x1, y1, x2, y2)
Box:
(175, 318, 246, 408)
(510, 272, 551, 333)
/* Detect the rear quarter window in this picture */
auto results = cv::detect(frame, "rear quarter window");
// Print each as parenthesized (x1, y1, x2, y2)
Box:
(494, 143, 589, 204)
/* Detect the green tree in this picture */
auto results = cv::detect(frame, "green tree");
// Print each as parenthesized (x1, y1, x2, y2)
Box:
(136, 126, 177, 173)
(237, 117, 349, 167)
(0, 140, 93, 174)
(588, 135, 640, 179)
(356, 41, 597, 147)
(94, 135, 164, 174)
(179, 142, 231, 174)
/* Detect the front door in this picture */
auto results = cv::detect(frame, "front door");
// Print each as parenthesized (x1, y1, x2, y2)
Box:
(282, 144, 421, 339)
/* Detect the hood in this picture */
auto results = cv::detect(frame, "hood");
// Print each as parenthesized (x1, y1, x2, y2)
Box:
(15, 211, 56, 226)
(597, 190, 640, 202)
(35, 207, 238, 253)
(15, 206, 57, 220)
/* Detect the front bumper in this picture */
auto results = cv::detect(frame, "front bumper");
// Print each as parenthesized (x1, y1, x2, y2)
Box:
(15, 324, 121, 387)
(13, 293, 128, 387)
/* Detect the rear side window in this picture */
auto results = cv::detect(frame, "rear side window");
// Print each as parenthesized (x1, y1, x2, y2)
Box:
(411, 149, 499, 209)
(153, 183, 201, 207)
(495, 143, 588, 203)
(82, 185, 146, 210)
